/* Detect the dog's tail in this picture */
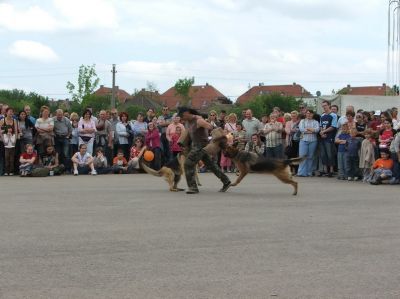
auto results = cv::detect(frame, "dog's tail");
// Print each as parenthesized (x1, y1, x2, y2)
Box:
(140, 160, 163, 177)
(284, 156, 306, 166)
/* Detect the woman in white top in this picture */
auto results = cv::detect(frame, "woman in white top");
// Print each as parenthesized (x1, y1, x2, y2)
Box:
(71, 143, 96, 175)
(35, 105, 54, 155)
(115, 112, 132, 160)
(78, 109, 96, 155)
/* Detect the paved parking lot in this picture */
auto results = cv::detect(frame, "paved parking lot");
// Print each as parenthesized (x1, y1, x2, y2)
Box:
(0, 173, 400, 298)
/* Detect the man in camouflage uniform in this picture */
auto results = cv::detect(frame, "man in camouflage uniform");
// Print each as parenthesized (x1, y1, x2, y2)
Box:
(178, 107, 231, 194)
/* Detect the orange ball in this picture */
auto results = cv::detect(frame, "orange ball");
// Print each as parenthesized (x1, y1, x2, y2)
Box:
(144, 150, 155, 162)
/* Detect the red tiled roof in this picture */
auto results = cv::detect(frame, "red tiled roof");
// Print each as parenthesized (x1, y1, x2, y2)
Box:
(94, 86, 131, 103)
(159, 84, 227, 109)
(339, 84, 391, 96)
(237, 84, 312, 105)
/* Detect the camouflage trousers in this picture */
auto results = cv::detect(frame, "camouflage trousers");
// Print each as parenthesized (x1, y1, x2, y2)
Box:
(184, 147, 230, 191)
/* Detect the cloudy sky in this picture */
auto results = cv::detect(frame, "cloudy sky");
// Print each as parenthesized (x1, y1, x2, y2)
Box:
(0, 0, 387, 101)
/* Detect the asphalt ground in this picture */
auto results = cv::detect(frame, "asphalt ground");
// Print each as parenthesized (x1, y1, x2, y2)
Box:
(0, 173, 400, 298)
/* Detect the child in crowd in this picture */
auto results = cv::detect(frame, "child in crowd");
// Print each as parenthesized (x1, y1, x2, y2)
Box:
(359, 129, 376, 182)
(71, 144, 97, 176)
(369, 149, 393, 185)
(3, 126, 17, 176)
(113, 149, 128, 174)
(346, 129, 362, 181)
(389, 130, 400, 184)
(170, 126, 183, 158)
(335, 123, 350, 180)
(128, 137, 147, 172)
(93, 147, 111, 174)
(19, 144, 37, 176)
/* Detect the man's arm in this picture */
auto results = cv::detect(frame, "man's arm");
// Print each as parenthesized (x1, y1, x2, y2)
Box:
(197, 117, 213, 130)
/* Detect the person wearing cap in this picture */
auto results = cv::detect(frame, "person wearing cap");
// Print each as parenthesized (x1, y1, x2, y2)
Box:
(177, 107, 231, 194)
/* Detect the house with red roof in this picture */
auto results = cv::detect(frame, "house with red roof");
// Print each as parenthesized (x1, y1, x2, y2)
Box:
(94, 85, 131, 104)
(337, 84, 392, 96)
(236, 83, 312, 105)
(159, 83, 230, 110)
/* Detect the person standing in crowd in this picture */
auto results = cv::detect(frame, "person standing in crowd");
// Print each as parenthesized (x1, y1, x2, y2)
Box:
(355, 112, 368, 138)
(109, 108, 120, 157)
(335, 123, 350, 180)
(78, 109, 96, 155)
(144, 108, 156, 123)
(2, 125, 17, 175)
(71, 144, 97, 175)
(233, 123, 247, 151)
(359, 129, 376, 182)
(166, 114, 185, 152)
(95, 110, 113, 164)
(319, 100, 338, 177)
(170, 126, 183, 158)
(285, 111, 301, 173)
(145, 122, 162, 170)
(35, 105, 54, 155)
(131, 112, 148, 139)
(53, 109, 72, 172)
(18, 110, 34, 153)
(157, 106, 172, 164)
(389, 129, 400, 184)
(297, 109, 320, 177)
(70, 112, 80, 156)
(242, 109, 262, 141)
(24, 105, 36, 125)
(218, 110, 227, 129)
(115, 112, 132, 160)
(378, 119, 396, 150)
(391, 107, 399, 130)
(207, 110, 219, 129)
(178, 107, 231, 194)
(221, 113, 237, 172)
(264, 113, 283, 158)
(346, 129, 362, 181)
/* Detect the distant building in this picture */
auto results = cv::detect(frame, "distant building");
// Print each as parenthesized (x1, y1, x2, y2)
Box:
(337, 84, 392, 96)
(237, 82, 312, 105)
(159, 83, 231, 110)
(124, 89, 162, 110)
(94, 85, 131, 104)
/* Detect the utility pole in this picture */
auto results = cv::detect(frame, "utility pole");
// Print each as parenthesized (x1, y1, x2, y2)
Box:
(111, 64, 117, 108)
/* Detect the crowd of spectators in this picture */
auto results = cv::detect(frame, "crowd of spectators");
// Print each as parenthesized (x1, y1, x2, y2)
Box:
(0, 101, 399, 186)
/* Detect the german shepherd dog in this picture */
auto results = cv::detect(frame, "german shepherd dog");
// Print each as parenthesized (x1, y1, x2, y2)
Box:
(223, 143, 304, 195)
(140, 128, 228, 192)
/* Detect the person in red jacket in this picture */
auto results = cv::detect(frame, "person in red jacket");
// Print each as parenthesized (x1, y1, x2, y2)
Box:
(145, 122, 162, 170)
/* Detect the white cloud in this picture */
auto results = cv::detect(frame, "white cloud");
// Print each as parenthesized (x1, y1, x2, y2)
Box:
(53, 0, 118, 30)
(8, 40, 59, 63)
(0, 3, 58, 32)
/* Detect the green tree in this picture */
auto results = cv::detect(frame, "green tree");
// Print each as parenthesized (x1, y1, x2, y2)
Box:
(66, 64, 100, 102)
(174, 77, 195, 106)
(81, 94, 113, 114)
(0, 89, 49, 115)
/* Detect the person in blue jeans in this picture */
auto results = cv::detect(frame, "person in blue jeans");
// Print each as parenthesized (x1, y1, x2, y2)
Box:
(335, 123, 350, 180)
(297, 109, 320, 177)
(345, 129, 362, 180)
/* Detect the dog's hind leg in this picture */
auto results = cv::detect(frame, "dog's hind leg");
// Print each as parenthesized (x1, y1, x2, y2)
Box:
(231, 163, 248, 186)
(173, 174, 185, 191)
(274, 167, 298, 195)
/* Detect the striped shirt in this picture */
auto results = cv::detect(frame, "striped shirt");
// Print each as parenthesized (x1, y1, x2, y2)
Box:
(264, 121, 283, 147)
(299, 119, 320, 142)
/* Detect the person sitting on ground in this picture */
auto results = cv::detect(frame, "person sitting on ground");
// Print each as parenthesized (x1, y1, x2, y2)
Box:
(71, 144, 97, 176)
(244, 133, 265, 156)
(369, 149, 393, 185)
(38, 144, 65, 176)
(128, 137, 147, 172)
(112, 149, 128, 174)
(19, 144, 37, 176)
(93, 147, 111, 174)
